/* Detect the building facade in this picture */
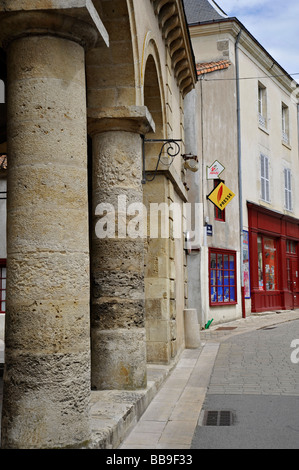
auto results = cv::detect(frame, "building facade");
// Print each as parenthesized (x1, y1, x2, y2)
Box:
(184, 0, 299, 325)
(0, 0, 197, 449)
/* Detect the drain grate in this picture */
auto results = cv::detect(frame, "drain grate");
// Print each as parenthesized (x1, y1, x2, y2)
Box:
(203, 410, 234, 426)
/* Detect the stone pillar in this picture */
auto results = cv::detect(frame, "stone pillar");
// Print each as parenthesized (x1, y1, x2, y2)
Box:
(88, 106, 154, 390)
(0, 12, 98, 449)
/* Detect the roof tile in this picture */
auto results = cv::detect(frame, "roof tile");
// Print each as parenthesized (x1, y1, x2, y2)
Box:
(197, 59, 231, 76)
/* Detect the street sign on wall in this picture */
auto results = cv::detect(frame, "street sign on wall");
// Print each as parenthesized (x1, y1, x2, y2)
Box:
(206, 224, 213, 236)
(207, 182, 235, 211)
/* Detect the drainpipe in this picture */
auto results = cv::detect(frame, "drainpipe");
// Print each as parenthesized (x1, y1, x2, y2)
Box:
(235, 29, 246, 318)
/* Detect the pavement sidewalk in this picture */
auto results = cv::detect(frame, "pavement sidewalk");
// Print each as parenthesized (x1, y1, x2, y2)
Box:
(119, 309, 299, 449)
(1, 309, 299, 448)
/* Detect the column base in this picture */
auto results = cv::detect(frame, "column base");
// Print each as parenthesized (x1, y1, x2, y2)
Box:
(91, 328, 147, 390)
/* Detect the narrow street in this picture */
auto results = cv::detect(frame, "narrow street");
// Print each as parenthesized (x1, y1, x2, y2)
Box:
(118, 310, 299, 449)
(192, 318, 299, 449)
(1, 312, 299, 449)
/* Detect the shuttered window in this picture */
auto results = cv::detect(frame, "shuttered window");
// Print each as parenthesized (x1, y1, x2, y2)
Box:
(258, 83, 267, 128)
(284, 168, 292, 211)
(261, 154, 270, 202)
(282, 103, 289, 144)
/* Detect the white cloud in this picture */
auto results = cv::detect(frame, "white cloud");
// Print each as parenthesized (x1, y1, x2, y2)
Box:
(217, 0, 299, 78)
(219, 0, 274, 15)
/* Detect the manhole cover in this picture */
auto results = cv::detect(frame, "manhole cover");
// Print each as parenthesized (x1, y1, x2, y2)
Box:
(203, 410, 234, 426)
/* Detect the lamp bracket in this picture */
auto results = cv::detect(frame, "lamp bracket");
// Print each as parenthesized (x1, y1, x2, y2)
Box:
(141, 136, 182, 184)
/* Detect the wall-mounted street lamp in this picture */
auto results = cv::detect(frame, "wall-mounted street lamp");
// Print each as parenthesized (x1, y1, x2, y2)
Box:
(182, 153, 199, 172)
(141, 136, 198, 184)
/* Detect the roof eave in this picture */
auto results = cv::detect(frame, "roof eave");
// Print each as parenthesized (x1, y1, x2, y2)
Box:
(189, 17, 298, 92)
(151, 0, 198, 97)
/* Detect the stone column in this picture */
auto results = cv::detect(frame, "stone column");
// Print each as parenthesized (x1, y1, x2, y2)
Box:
(0, 12, 98, 449)
(88, 106, 154, 390)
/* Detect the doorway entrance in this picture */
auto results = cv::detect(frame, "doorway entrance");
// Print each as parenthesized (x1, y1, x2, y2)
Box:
(286, 240, 299, 309)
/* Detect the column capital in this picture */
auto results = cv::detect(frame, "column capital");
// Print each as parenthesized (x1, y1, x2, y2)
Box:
(0, 4, 108, 50)
(87, 106, 155, 136)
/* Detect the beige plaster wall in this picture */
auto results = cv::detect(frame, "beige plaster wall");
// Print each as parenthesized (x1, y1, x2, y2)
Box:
(188, 22, 299, 324)
(238, 45, 299, 225)
(189, 31, 242, 326)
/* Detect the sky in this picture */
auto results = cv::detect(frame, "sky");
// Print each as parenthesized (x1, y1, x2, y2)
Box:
(215, 0, 299, 82)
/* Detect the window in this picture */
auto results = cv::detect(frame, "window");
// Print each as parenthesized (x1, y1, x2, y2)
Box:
(282, 103, 289, 144)
(209, 249, 237, 305)
(286, 240, 297, 254)
(214, 180, 225, 221)
(260, 154, 270, 202)
(0, 79, 4, 104)
(0, 259, 6, 314)
(257, 236, 278, 291)
(258, 82, 267, 128)
(284, 168, 292, 211)
(286, 241, 297, 293)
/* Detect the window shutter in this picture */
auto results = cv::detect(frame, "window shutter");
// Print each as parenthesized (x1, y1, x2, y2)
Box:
(265, 156, 269, 202)
(261, 154, 269, 202)
(284, 168, 292, 210)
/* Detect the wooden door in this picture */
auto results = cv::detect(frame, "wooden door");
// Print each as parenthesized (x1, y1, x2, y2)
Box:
(291, 258, 299, 308)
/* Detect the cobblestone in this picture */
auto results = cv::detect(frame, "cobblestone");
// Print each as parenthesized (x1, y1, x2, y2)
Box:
(205, 315, 299, 397)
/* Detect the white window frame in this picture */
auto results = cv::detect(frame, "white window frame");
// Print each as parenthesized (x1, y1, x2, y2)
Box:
(282, 103, 289, 144)
(260, 154, 270, 202)
(258, 83, 267, 128)
(284, 168, 292, 211)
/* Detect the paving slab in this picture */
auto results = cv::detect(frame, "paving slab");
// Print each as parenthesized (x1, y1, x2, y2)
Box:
(1, 309, 299, 448)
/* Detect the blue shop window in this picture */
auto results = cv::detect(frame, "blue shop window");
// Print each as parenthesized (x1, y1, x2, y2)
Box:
(211, 286, 216, 303)
(209, 249, 237, 305)
(230, 286, 236, 302)
(217, 287, 223, 302)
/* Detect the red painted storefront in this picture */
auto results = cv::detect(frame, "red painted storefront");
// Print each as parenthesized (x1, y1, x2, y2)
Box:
(248, 202, 299, 312)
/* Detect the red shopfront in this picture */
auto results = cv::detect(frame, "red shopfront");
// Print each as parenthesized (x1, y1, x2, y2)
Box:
(248, 202, 299, 312)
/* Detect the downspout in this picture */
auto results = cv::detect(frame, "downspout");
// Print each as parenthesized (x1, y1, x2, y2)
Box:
(235, 29, 246, 318)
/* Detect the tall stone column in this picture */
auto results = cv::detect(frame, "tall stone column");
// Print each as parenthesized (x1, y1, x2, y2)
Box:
(88, 107, 154, 390)
(0, 12, 98, 449)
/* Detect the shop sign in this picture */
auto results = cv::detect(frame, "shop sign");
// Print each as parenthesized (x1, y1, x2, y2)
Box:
(207, 182, 235, 211)
(207, 160, 225, 179)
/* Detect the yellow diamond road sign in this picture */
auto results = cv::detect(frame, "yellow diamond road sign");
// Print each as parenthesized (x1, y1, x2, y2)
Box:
(207, 182, 235, 210)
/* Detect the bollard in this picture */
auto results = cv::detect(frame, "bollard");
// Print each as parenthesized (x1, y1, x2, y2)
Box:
(184, 309, 201, 348)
